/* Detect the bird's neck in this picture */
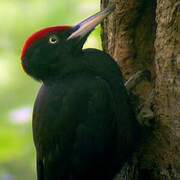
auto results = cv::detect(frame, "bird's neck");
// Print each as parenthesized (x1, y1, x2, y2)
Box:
(42, 55, 91, 82)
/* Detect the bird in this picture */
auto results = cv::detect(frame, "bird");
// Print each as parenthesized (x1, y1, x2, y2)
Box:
(21, 4, 140, 180)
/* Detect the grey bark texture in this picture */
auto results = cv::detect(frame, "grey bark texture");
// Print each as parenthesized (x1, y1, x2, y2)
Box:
(100, 0, 180, 179)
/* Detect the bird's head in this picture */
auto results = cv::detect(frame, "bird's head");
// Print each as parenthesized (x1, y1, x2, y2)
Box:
(21, 5, 115, 80)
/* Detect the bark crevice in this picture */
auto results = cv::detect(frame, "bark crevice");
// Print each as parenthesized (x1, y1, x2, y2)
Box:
(101, 0, 180, 179)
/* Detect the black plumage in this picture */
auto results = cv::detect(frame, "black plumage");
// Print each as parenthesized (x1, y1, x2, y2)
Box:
(21, 6, 140, 180)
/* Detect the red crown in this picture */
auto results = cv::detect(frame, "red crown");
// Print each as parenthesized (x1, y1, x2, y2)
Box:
(21, 26, 71, 60)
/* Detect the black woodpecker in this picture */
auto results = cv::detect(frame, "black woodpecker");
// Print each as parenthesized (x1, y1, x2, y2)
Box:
(21, 4, 140, 180)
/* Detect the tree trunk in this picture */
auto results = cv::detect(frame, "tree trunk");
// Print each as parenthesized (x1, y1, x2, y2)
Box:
(101, 0, 180, 179)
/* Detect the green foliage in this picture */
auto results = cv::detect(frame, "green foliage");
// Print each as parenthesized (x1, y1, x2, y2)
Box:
(0, 0, 100, 179)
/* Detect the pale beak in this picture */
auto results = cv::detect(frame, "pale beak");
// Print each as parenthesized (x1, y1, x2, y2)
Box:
(67, 4, 115, 40)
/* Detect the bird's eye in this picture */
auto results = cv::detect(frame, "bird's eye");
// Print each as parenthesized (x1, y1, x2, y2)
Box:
(49, 35, 58, 44)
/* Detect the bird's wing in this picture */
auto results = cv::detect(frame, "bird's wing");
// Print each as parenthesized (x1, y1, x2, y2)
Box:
(34, 75, 117, 179)
(70, 76, 117, 176)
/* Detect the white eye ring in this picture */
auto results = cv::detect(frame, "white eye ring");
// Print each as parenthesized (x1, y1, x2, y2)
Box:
(49, 35, 58, 44)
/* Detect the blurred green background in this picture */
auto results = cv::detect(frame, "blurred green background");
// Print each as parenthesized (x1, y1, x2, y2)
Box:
(0, 0, 101, 179)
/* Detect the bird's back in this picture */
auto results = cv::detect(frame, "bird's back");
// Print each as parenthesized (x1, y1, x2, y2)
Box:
(81, 49, 140, 163)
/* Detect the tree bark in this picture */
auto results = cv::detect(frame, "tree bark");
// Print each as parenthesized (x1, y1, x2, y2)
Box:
(101, 0, 180, 179)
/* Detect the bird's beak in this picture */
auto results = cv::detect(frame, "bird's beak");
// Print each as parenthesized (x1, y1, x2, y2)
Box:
(67, 4, 115, 40)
